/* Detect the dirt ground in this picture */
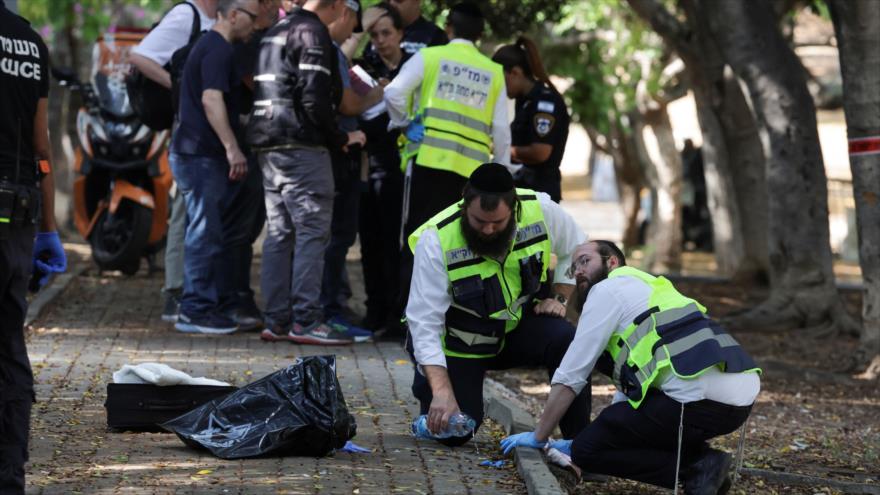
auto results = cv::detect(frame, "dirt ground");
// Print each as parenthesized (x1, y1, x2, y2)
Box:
(491, 278, 880, 494)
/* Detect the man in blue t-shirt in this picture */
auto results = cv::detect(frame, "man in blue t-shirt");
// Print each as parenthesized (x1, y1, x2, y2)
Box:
(169, 0, 259, 334)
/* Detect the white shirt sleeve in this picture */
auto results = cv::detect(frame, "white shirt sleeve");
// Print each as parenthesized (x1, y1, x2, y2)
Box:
(536, 193, 587, 285)
(384, 51, 424, 130)
(551, 282, 625, 394)
(406, 229, 451, 369)
(132, 3, 215, 66)
(491, 91, 511, 166)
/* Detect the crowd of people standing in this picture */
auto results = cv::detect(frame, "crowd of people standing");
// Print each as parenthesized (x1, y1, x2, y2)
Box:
(133, 0, 573, 342)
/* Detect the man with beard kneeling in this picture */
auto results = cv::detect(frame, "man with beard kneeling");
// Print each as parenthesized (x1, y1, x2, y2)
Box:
(500, 240, 761, 494)
(405, 162, 591, 446)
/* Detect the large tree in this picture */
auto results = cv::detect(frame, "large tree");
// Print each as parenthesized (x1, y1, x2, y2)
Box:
(828, 0, 880, 378)
(627, 0, 769, 281)
(544, 0, 686, 269)
(704, 1, 856, 334)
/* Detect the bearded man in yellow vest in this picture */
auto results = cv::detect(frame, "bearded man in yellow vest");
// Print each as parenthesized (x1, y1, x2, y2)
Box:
(406, 163, 590, 446)
(383, 2, 511, 342)
(500, 240, 761, 495)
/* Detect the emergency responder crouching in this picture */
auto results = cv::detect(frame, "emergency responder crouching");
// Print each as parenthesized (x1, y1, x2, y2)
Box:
(501, 240, 761, 494)
(406, 163, 590, 446)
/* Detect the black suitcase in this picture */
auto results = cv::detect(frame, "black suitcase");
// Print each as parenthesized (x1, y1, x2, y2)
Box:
(105, 383, 237, 431)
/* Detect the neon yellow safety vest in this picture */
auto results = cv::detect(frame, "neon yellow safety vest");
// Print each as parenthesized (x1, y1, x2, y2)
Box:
(400, 42, 505, 177)
(409, 189, 551, 358)
(600, 266, 761, 409)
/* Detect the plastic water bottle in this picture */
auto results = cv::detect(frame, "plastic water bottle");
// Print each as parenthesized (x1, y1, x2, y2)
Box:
(411, 413, 477, 439)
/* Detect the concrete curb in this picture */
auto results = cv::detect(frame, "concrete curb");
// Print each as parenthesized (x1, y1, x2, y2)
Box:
(484, 378, 566, 495)
(25, 263, 87, 327)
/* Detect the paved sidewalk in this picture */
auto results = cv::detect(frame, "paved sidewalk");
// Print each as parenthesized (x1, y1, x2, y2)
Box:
(23, 261, 525, 494)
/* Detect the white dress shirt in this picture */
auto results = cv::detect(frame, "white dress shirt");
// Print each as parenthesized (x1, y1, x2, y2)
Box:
(132, 1, 216, 66)
(383, 39, 511, 166)
(407, 192, 586, 370)
(551, 275, 761, 406)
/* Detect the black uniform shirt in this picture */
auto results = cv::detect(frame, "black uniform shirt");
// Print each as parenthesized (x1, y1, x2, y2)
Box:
(0, 3, 49, 185)
(400, 16, 448, 55)
(511, 82, 570, 202)
(355, 49, 411, 157)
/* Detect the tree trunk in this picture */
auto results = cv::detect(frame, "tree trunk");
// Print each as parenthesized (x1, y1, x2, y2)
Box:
(828, 0, 880, 378)
(706, 1, 857, 334)
(717, 67, 771, 284)
(627, 0, 769, 279)
(588, 125, 645, 250)
(640, 106, 683, 272)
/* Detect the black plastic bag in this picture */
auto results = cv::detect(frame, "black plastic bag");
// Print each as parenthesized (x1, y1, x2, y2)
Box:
(161, 355, 356, 459)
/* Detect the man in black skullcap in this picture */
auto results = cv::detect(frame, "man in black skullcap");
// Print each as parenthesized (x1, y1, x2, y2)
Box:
(405, 163, 591, 446)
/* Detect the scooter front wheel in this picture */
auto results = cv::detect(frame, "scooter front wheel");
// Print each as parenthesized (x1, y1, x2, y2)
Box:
(90, 201, 152, 275)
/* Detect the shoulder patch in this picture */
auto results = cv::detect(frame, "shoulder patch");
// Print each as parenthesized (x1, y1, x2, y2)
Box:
(537, 100, 555, 113)
(533, 112, 555, 137)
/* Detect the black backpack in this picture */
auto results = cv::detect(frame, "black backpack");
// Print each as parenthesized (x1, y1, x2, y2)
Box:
(126, 2, 201, 131)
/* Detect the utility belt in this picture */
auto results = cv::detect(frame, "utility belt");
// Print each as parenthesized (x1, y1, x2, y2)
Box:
(0, 180, 40, 239)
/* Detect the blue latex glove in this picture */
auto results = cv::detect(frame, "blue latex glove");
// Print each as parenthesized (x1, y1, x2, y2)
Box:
(548, 439, 573, 456)
(33, 231, 67, 289)
(405, 115, 425, 143)
(340, 441, 371, 453)
(500, 431, 547, 455)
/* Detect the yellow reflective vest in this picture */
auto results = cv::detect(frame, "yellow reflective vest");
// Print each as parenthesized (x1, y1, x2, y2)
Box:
(409, 190, 551, 358)
(401, 42, 505, 178)
(600, 267, 761, 409)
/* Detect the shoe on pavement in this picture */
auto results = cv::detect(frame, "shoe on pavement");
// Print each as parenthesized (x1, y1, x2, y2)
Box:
(260, 322, 294, 342)
(226, 304, 264, 332)
(161, 289, 181, 323)
(175, 312, 237, 335)
(289, 320, 354, 345)
(683, 448, 733, 495)
(328, 315, 373, 343)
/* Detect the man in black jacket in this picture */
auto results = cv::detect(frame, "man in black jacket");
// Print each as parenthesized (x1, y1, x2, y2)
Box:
(248, 0, 366, 345)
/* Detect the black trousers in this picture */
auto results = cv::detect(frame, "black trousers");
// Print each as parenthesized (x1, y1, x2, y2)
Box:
(359, 150, 404, 327)
(410, 307, 592, 446)
(219, 152, 266, 310)
(0, 224, 35, 494)
(396, 165, 468, 337)
(571, 388, 752, 489)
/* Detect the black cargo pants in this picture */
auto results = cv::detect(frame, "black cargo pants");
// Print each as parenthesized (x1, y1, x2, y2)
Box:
(0, 223, 35, 495)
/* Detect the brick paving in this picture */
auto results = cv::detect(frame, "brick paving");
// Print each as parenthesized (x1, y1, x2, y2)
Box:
(23, 254, 525, 494)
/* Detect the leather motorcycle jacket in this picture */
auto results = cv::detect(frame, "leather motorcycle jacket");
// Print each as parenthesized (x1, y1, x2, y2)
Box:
(246, 8, 346, 151)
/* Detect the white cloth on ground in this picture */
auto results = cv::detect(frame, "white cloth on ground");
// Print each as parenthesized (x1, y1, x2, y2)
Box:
(112, 362, 230, 386)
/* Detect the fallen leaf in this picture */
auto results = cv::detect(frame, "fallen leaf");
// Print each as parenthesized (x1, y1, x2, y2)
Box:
(196, 469, 213, 475)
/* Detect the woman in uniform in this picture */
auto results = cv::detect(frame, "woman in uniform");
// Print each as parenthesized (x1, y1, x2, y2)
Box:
(355, 3, 412, 333)
(493, 36, 570, 202)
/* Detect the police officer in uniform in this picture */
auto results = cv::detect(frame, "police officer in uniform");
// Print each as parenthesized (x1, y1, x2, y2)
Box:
(1, 1, 67, 492)
(493, 36, 569, 203)
(406, 163, 590, 447)
(501, 240, 761, 494)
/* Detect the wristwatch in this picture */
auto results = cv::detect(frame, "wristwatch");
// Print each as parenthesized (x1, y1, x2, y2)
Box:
(553, 293, 568, 306)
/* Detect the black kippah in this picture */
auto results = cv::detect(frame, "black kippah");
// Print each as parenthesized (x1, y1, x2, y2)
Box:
(450, 2, 483, 20)
(468, 163, 514, 193)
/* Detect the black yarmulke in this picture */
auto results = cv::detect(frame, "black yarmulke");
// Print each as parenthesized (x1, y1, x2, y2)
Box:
(450, 2, 484, 20)
(468, 163, 514, 193)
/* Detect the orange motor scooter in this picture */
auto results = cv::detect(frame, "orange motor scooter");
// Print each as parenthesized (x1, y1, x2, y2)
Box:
(53, 28, 171, 274)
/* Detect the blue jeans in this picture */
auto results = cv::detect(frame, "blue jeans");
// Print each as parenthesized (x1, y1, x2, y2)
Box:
(170, 152, 235, 318)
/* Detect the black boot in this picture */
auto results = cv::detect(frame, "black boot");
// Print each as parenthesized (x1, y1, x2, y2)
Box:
(683, 448, 732, 495)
